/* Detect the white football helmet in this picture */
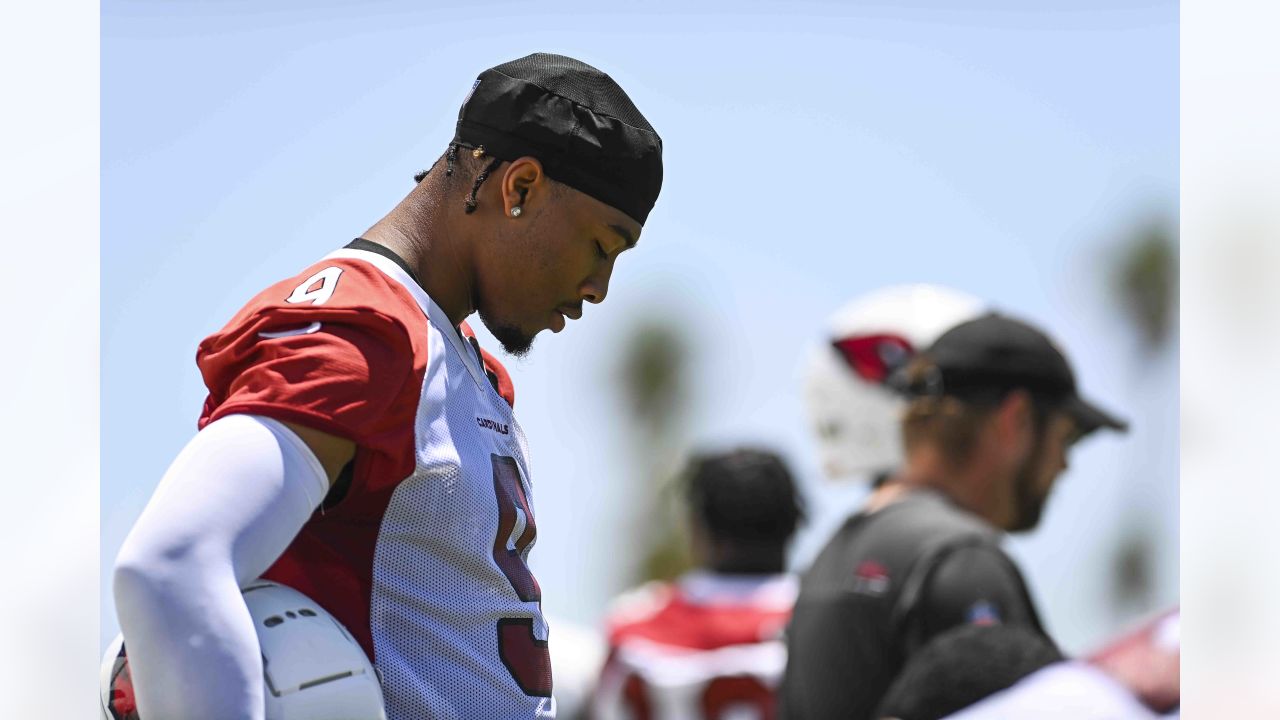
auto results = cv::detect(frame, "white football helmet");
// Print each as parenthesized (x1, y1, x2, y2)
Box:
(101, 580, 387, 720)
(804, 284, 984, 481)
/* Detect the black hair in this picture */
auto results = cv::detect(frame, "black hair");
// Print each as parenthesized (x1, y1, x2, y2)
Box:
(412, 143, 504, 214)
(875, 624, 1064, 720)
(465, 155, 504, 214)
(684, 448, 806, 550)
(412, 143, 455, 184)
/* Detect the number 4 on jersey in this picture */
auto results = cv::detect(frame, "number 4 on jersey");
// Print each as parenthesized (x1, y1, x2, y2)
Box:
(287, 266, 344, 305)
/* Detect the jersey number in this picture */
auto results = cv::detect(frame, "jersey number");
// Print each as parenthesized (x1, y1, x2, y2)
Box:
(491, 455, 553, 697)
(623, 673, 775, 720)
(286, 266, 344, 305)
(702, 675, 775, 720)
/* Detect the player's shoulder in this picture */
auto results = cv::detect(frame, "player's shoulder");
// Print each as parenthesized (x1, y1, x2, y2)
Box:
(196, 251, 434, 396)
(203, 252, 428, 353)
(251, 253, 423, 319)
(675, 571, 798, 612)
(604, 580, 678, 632)
(859, 489, 1001, 557)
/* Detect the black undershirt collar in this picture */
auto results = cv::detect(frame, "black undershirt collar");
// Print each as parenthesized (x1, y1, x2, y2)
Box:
(344, 238, 497, 395)
(346, 238, 421, 285)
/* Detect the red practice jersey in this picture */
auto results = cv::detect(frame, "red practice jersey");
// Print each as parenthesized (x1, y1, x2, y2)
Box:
(1088, 608, 1180, 714)
(197, 246, 552, 719)
(591, 571, 797, 720)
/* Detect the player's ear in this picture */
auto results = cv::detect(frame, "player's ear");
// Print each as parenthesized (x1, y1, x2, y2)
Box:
(994, 390, 1035, 445)
(501, 156, 545, 217)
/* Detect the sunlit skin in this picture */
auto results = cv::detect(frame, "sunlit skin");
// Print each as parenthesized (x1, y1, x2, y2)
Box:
(281, 151, 643, 487)
(871, 390, 1081, 533)
(470, 156, 640, 355)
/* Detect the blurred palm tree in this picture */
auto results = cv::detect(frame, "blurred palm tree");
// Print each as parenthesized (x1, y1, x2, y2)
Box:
(1113, 222, 1178, 352)
(617, 322, 696, 583)
(1107, 220, 1178, 619)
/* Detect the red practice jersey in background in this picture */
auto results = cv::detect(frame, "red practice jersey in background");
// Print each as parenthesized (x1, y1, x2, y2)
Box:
(591, 571, 796, 720)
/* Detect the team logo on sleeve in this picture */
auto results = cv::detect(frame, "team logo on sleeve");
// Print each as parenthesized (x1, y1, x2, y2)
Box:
(852, 560, 891, 596)
(966, 600, 1002, 626)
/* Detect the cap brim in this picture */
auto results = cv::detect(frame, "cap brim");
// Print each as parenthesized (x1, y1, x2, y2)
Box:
(1064, 395, 1129, 436)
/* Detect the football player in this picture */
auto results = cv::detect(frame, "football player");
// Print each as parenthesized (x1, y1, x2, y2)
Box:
(874, 623, 1066, 720)
(872, 611, 1180, 719)
(590, 449, 805, 720)
(1086, 608, 1180, 715)
(110, 53, 662, 720)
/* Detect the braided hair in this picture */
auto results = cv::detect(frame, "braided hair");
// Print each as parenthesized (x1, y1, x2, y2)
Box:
(413, 143, 505, 214)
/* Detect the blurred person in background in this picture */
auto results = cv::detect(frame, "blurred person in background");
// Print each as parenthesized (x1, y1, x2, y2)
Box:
(936, 609, 1179, 719)
(780, 312, 1129, 720)
(875, 620, 1175, 720)
(873, 623, 1065, 720)
(1085, 608, 1180, 715)
(589, 449, 805, 720)
(939, 620, 1177, 720)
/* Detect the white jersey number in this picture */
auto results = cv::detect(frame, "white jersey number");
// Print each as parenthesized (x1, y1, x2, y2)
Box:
(286, 267, 344, 306)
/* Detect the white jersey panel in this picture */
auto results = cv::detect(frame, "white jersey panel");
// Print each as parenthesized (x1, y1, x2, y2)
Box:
(326, 250, 553, 720)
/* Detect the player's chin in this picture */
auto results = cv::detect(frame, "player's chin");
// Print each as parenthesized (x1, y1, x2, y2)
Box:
(1010, 496, 1048, 533)
(498, 327, 537, 357)
(479, 312, 537, 358)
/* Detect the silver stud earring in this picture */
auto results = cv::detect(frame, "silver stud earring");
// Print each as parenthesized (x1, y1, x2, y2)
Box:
(510, 206, 522, 218)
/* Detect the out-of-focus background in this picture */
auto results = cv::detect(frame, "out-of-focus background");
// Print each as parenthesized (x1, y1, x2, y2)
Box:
(100, 0, 1178, 670)
(19, 0, 1280, 717)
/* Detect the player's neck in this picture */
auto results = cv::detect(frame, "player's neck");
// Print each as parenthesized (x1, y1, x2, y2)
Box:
(709, 555, 785, 575)
(895, 449, 1004, 527)
(363, 187, 476, 326)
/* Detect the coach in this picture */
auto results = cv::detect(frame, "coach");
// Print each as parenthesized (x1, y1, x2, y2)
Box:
(779, 313, 1128, 720)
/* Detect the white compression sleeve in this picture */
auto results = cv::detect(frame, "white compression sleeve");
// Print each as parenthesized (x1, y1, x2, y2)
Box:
(113, 414, 330, 720)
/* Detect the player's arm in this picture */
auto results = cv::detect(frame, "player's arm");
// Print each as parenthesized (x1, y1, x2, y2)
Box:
(282, 420, 356, 482)
(112, 414, 347, 720)
(904, 543, 1050, 656)
(113, 263, 412, 718)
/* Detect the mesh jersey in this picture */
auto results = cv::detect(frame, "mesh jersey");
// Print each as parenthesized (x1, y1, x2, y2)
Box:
(590, 571, 796, 720)
(196, 247, 554, 719)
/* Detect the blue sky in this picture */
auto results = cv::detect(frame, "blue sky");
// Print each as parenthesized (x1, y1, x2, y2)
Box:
(101, 0, 1178, 655)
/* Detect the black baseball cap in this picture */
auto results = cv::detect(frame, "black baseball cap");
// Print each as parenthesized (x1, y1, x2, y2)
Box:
(452, 52, 663, 226)
(904, 312, 1128, 436)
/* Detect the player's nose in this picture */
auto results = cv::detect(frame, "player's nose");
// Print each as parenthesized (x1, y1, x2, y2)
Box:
(580, 265, 613, 305)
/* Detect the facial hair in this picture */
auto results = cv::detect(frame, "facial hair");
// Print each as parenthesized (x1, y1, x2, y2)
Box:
(479, 308, 535, 358)
(1009, 433, 1050, 532)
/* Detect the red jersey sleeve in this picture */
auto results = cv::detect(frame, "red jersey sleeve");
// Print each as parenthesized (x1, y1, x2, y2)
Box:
(196, 259, 429, 460)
